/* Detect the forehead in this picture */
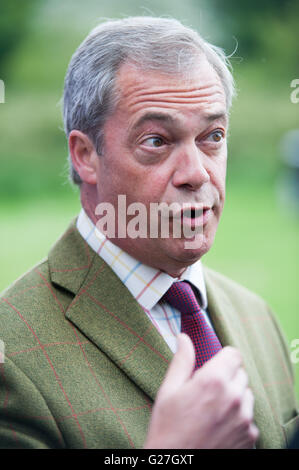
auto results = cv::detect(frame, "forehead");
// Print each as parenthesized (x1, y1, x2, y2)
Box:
(114, 59, 227, 124)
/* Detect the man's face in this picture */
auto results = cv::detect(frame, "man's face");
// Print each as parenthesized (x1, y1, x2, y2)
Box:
(93, 57, 228, 276)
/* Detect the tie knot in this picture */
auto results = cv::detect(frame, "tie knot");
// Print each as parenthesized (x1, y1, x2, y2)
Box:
(162, 281, 201, 316)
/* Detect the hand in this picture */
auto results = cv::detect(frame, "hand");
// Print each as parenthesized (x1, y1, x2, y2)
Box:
(144, 333, 259, 449)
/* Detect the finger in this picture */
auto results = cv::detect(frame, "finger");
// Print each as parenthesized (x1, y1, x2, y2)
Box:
(159, 333, 195, 394)
(232, 387, 256, 447)
(240, 387, 255, 422)
(234, 423, 259, 449)
(194, 346, 243, 383)
(220, 368, 249, 422)
(231, 367, 248, 394)
(225, 367, 249, 418)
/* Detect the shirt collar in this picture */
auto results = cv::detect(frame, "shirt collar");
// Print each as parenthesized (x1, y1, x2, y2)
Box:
(76, 208, 208, 311)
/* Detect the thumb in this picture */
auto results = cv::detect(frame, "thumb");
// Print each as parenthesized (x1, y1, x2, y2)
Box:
(159, 333, 195, 394)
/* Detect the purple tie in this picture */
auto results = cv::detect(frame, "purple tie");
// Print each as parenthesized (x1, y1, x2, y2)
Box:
(163, 281, 222, 369)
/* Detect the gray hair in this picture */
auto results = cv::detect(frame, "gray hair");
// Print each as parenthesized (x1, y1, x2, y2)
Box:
(63, 16, 236, 185)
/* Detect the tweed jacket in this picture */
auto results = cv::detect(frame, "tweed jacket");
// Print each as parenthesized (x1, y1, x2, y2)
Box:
(0, 218, 298, 449)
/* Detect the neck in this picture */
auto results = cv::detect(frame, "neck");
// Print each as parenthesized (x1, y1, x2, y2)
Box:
(80, 183, 99, 226)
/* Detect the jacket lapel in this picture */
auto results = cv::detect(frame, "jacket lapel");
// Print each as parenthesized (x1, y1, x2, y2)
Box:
(203, 267, 285, 449)
(48, 219, 172, 403)
(49, 219, 284, 447)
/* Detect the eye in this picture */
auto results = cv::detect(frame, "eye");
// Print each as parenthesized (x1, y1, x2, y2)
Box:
(142, 136, 165, 148)
(206, 130, 225, 143)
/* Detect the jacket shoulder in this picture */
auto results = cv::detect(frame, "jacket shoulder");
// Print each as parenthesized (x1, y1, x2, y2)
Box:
(203, 264, 268, 309)
(203, 264, 297, 399)
(0, 258, 49, 332)
(0, 257, 53, 312)
(0, 256, 73, 353)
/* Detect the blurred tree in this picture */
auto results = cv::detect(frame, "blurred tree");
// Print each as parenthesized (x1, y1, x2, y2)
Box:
(0, 0, 38, 76)
(209, 0, 298, 55)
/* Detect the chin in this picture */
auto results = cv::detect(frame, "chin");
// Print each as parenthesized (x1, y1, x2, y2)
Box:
(169, 235, 213, 265)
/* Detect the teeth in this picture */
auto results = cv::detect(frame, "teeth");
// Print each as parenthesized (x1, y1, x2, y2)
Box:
(182, 208, 203, 218)
(194, 208, 204, 216)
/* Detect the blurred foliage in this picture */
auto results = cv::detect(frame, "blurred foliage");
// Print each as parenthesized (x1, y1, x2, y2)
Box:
(210, 0, 299, 76)
(0, 0, 297, 201)
(0, 0, 298, 202)
(0, 0, 38, 77)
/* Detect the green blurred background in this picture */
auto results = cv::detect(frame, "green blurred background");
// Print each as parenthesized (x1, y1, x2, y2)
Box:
(0, 0, 298, 397)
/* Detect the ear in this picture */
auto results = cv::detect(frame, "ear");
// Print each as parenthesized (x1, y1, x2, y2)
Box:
(69, 130, 99, 185)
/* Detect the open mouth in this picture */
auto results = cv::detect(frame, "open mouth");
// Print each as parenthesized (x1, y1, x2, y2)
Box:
(160, 204, 213, 227)
(182, 207, 204, 218)
(180, 206, 211, 219)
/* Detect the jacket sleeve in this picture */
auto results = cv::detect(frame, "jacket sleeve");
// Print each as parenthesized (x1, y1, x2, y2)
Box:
(0, 356, 65, 449)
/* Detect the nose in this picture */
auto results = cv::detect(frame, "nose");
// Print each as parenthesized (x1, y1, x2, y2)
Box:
(172, 143, 210, 191)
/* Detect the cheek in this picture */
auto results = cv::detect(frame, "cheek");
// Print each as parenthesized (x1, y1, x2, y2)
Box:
(126, 164, 169, 200)
(209, 158, 227, 198)
(147, 173, 169, 196)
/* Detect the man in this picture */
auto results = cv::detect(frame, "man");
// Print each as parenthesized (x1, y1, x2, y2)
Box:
(0, 16, 298, 449)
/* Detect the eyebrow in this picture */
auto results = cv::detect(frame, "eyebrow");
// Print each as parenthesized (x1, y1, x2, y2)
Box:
(131, 110, 228, 132)
(205, 112, 228, 124)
